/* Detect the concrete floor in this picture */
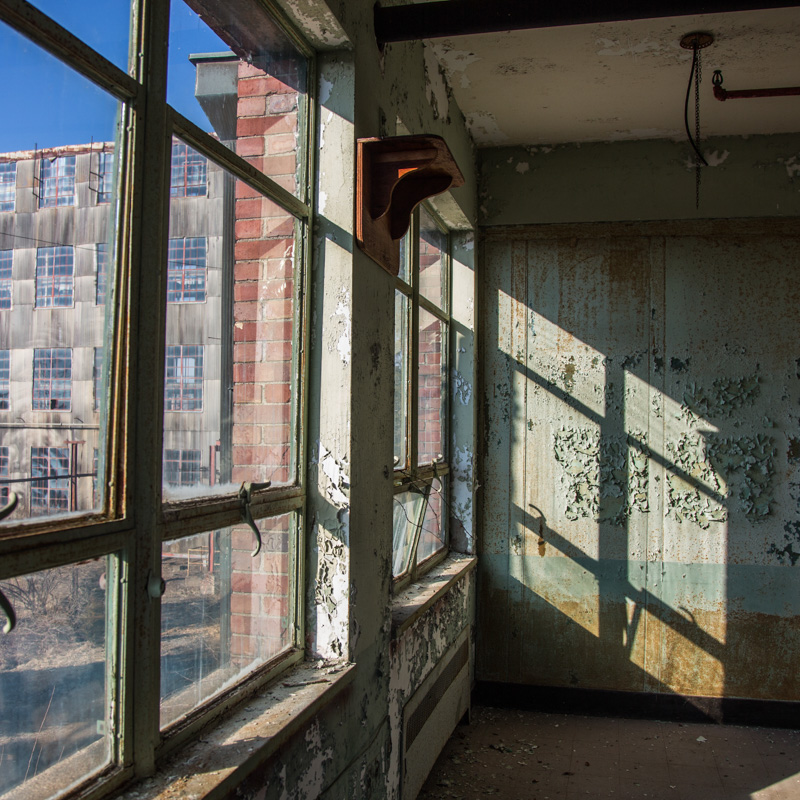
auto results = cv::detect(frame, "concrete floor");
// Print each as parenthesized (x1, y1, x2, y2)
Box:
(418, 706, 800, 800)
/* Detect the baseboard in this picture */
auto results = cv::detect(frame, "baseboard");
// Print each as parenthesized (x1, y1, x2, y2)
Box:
(473, 682, 800, 729)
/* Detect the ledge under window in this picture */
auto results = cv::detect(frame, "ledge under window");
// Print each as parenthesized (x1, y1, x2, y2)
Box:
(391, 553, 477, 636)
(118, 660, 355, 800)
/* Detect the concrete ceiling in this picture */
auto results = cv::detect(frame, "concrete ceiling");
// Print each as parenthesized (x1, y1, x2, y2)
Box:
(426, 7, 800, 147)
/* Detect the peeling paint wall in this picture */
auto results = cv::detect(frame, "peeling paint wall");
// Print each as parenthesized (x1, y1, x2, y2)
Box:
(480, 220, 800, 702)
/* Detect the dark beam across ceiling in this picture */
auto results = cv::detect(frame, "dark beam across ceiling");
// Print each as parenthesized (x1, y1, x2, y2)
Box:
(375, 1, 800, 43)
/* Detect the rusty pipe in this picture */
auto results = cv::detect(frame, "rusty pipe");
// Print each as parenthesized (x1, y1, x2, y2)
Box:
(712, 70, 800, 101)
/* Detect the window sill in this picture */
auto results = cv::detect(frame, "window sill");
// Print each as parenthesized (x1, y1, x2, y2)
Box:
(391, 553, 477, 637)
(117, 660, 355, 800)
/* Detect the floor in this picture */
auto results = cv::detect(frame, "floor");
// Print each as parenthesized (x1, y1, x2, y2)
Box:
(418, 706, 800, 800)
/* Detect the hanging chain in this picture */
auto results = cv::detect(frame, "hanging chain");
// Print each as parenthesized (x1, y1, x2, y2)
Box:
(695, 44, 702, 210)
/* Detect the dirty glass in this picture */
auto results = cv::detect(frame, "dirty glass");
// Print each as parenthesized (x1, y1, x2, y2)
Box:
(417, 310, 447, 465)
(416, 476, 446, 564)
(26, 0, 131, 72)
(392, 487, 428, 578)
(162, 142, 298, 501)
(418, 206, 447, 311)
(394, 291, 409, 469)
(0, 22, 121, 524)
(0, 559, 112, 800)
(167, 0, 308, 199)
(160, 514, 293, 728)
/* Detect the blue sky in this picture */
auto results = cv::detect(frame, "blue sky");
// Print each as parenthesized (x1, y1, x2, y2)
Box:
(0, 1, 227, 153)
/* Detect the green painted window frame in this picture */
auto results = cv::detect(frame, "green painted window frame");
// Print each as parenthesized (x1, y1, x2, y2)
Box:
(393, 204, 452, 591)
(0, 0, 316, 797)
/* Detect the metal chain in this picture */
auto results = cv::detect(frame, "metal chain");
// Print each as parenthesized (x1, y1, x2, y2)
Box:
(695, 45, 702, 210)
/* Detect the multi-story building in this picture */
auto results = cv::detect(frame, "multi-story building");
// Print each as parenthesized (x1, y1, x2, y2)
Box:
(0, 140, 225, 516)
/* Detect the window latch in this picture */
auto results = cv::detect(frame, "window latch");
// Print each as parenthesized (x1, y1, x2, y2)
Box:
(238, 481, 271, 557)
(0, 492, 19, 633)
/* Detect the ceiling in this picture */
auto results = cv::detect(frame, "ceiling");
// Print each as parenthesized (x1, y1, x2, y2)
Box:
(423, 7, 800, 147)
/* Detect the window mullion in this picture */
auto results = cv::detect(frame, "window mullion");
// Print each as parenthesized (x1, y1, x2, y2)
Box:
(124, 0, 172, 778)
(409, 211, 420, 473)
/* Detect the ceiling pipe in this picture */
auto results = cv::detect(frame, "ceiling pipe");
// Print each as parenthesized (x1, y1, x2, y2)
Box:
(375, 0, 800, 44)
(712, 69, 800, 99)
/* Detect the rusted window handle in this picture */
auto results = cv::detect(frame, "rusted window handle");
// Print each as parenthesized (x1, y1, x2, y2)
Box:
(238, 481, 271, 557)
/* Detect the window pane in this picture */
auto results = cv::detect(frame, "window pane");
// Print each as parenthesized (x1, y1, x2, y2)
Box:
(394, 291, 409, 469)
(417, 310, 446, 466)
(416, 476, 446, 564)
(163, 147, 299, 500)
(0, 559, 112, 800)
(160, 514, 294, 728)
(26, 0, 131, 71)
(167, 0, 308, 198)
(418, 206, 447, 311)
(392, 487, 427, 578)
(0, 23, 122, 524)
(0, 163, 16, 213)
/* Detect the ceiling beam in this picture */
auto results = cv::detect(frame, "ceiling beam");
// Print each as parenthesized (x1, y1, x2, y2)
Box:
(374, 0, 800, 43)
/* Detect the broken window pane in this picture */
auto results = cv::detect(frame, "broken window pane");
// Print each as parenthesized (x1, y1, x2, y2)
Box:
(392, 487, 428, 579)
(416, 476, 446, 564)
(160, 514, 293, 728)
(0, 558, 112, 800)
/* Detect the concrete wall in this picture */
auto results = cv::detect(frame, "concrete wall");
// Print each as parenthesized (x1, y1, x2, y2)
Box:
(478, 133, 800, 702)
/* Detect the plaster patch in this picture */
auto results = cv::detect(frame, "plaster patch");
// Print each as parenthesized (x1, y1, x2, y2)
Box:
(465, 111, 509, 145)
(429, 42, 480, 90)
(595, 37, 687, 60)
(553, 427, 649, 525)
(515, 162, 530, 174)
(329, 287, 351, 365)
(451, 369, 472, 405)
(780, 155, 800, 178)
(423, 44, 450, 122)
(318, 441, 350, 507)
(705, 149, 730, 167)
(319, 76, 334, 105)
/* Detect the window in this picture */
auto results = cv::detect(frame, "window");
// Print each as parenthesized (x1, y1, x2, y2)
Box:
(32, 348, 72, 410)
(0, 161, 14, 211)
(36, 246, 74, 307)
(97, 151, 114, 203)
(393, 206, 451, 587)
(0, 350, 8, 410)
(0, 446, 8, 506)
(96, 242, 108, 304)
(39, 155, 76, 207)
(167, 237, 206, 302)
(30, 446, 70, 512)
(165, 345, 203, 411)
(164, 449, 202, 486)
(0, 1, 312, 797)
(0, 250, 9, 309)
(170, 141, 207, 197)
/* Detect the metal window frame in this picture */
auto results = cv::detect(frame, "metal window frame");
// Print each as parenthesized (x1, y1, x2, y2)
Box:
(392, 204, 452, 591)
(0, 0, 317, 795)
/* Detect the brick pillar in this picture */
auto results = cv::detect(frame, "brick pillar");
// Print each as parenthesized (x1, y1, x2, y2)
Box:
(229, 60, 300, 665)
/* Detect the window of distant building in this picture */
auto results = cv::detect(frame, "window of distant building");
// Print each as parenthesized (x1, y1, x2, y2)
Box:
(164, 345, 203, 411)
(96, 243, 108, 305)
(30, 447, 70, 512)
(0, 162, 15, 212)
(0, 446, 8, 506)
(36, 246, 74, 308)
(0, 250, 11, 309)
(0, 350, 9, 410)
(97, 151, 114, 203)
(164, 449, 202, 486)
(167, 237, 206, 302)
(39, 155, 76, 208)
(170, 141, 207, 197)
(33, 348, 72, 411)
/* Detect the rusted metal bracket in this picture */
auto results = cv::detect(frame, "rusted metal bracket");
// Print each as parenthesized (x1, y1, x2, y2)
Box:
(356, 135, 464, 276)
(0, 492, 19, 633)
(712, 70, 800, 101)
(239, 481, 271, 556)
